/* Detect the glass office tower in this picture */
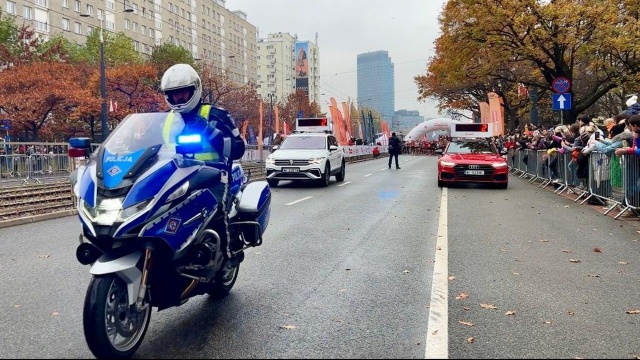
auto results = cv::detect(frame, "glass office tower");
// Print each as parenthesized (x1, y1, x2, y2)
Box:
(357, 50, 395, 123)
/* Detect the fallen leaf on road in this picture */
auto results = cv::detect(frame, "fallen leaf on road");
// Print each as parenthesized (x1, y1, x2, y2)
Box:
(403, 270, 410, 274)
(38, 254, 50, 258)
(456, 292, 469, 300)
(568, 311, 575, 316)
(51, 311, 59, 317)
(513, 272, 521, 275)
(480, 303, 498, 310)
(339, 289, 347, 293)
(543, 320, 553, 324)
(562, 249, 572, 253)
(500, 248, 507, 252)
(280, 325, 296, 330)
(569, 259, 582, 263)
(448, 276, 456, 281)
(539, 239, 549, 242)
(505, 311, 516, 316)
(14, 304, 20, 308)
(564, 205, 570, 208)
(588, 274, 600, 278)
(345, 268, 351, 271)
(458, 320, 474, 327)
(626, 309, 640, 314)
(467, 337, 474, 343)
(432, 330, 438, 335)
(593, 247, 602, 253)
(618, 261, 629, 265)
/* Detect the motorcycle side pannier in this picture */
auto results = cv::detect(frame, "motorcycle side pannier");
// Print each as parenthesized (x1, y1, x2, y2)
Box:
(235, 181, 271, 245)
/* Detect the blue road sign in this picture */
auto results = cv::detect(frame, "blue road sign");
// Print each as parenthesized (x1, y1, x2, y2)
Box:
(0, 119, 11, 130)
(552, 93, 572, 110)
(297, 110, 304, 118)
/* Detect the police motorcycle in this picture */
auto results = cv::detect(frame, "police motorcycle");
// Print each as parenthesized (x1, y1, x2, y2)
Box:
(68, 111, 271, 359)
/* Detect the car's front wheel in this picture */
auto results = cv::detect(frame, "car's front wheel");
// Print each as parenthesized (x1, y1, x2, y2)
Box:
(319, 164, 330, 187)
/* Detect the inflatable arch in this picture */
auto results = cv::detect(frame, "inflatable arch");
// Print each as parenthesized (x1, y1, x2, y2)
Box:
(404, 118, 465, 142)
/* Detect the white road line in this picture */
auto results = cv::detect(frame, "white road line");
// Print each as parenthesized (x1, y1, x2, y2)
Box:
(364, 174, 373, 177)
(337, 181, 352, 187)
(285, 196, 313, 206)
(425, 187, 449, 359)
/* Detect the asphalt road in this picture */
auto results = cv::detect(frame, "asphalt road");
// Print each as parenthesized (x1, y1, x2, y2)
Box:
(1, 155, 640, 359)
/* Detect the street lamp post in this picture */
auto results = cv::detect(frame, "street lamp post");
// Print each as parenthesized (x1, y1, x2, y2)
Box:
(81, 8, 133, 142)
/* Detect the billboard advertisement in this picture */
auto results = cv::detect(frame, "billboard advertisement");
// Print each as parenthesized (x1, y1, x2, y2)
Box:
(295, 41, 309, 96)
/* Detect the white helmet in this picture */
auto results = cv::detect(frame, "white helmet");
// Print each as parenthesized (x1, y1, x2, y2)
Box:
(160, 64, 202, 113)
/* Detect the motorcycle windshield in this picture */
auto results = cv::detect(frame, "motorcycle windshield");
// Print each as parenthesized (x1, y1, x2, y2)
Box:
(101, 112, 185, 189)
(104, 112, 185, 154)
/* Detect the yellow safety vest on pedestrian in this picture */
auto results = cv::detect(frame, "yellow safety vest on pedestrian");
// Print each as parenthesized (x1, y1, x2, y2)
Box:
(163, 105, 220, 162)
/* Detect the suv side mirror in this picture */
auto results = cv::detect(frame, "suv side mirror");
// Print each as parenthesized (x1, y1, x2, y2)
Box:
(329, 145, 338, 151)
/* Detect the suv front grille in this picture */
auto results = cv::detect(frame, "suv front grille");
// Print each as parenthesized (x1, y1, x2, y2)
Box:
(274, 159, 309, 166)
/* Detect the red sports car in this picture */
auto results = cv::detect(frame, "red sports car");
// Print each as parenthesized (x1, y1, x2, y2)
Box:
(436, 138, 509, 189)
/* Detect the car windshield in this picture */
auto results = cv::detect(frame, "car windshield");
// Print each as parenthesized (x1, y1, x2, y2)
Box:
(279, 136, 327, 150)
(446, 140, 495, 154)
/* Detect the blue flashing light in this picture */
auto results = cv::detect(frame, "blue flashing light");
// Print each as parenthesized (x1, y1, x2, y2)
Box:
(177, 134, 202, 144)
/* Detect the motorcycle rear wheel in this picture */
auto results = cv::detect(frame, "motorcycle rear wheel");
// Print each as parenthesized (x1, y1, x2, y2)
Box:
(83, 274, 152, 359)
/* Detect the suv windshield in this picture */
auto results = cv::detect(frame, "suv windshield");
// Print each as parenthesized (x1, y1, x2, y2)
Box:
(446, 140, 495, 154)
(279, 136, 327, 150)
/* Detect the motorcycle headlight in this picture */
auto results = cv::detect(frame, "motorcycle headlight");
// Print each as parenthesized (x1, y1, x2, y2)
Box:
(309, 157, 325, 164)
(81, 197, 150, 225)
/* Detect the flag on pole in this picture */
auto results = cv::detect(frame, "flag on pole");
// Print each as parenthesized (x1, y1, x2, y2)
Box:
(109, 99, 114, 112)
(275, 106, 280, 134)
(258, 101, 264, 148)
(283, 121, 289, 135)
(114, 100, 118, 112)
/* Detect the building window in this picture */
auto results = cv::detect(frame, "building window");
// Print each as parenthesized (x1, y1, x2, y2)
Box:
(62, 18, 69, 31)
(86, 4, 93, 16)
(35, 21, 48, 32)
(74, 0, 80, 12)
(34, 0, 46, 7)
(6, 1, 16, 15)
(62, 0, 68, 8)
(124, 19, 130, 30)
(23, 6, 32, 20)
(74, 22, 81, 34)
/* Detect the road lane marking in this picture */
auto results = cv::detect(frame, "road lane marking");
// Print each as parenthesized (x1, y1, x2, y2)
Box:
(364, 173, 373, 177)
(425, 187, 449, 359)
(285, 196, 313, 206)
(337, 181, 352, 187)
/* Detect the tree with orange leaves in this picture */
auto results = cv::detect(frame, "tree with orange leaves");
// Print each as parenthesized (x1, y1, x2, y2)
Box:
(279, 90, 321, 132)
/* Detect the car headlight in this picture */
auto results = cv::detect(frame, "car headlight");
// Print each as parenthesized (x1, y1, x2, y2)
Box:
(439, 160, 456, 167)
(309, 157, 326, 164)
(492, 162, 508, 168)
(266, 157, 275, 165)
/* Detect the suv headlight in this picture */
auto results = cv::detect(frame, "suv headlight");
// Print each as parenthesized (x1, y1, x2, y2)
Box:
(266, 157, 275, 165)
(309, 157, 326, 164)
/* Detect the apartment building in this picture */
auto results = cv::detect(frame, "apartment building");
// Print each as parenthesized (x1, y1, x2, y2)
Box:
(256, 32, 321, 105)
(4, 0, 257, 84)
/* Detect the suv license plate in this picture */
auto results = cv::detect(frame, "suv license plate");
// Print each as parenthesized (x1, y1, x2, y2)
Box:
(282, 167, 300, 173)
(464, 170, 484, 175)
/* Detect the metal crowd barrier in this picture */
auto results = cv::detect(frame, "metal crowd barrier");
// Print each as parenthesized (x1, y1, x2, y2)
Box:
(508, 148, 640, 219)
(0, 154, 71, 185)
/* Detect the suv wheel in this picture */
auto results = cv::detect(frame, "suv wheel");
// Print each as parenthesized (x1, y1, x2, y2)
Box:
(335, 161, 345, 182)
(319, 164, 330, 187)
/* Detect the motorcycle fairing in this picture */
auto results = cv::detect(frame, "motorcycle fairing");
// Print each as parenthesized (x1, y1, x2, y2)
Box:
(138, 188, 218, 251)
(100, 148, 147, 189)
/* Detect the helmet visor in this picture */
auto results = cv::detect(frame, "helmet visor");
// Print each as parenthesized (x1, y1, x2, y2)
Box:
(165, 86, 196, 106)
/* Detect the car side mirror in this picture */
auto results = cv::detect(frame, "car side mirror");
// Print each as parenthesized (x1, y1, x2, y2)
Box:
(271, 145, 279, 152)
(435, 149, 443, 155)
(329, 145, 338, 151)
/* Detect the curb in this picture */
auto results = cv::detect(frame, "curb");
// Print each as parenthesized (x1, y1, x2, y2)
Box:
(0, 209, 78, 229)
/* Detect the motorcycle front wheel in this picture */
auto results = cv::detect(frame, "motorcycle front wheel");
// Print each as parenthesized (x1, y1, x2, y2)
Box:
(83, 274, 152, 359)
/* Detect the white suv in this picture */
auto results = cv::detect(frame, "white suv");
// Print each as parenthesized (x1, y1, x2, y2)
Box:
(265, 132, 345, 187)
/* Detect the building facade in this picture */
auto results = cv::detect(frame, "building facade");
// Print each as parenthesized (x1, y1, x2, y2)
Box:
(256, 32, 296, 103)
(357, 50, 394, 123)
(5, 0, 257, 84)
(392, 109, 424, 134)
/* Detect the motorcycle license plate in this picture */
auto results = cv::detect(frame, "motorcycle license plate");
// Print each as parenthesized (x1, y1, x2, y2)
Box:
(282, 167, 300, 173)
(464, 170, 484, 175)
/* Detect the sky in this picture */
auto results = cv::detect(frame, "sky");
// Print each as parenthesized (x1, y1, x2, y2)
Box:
(226, 0, 448, 119)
